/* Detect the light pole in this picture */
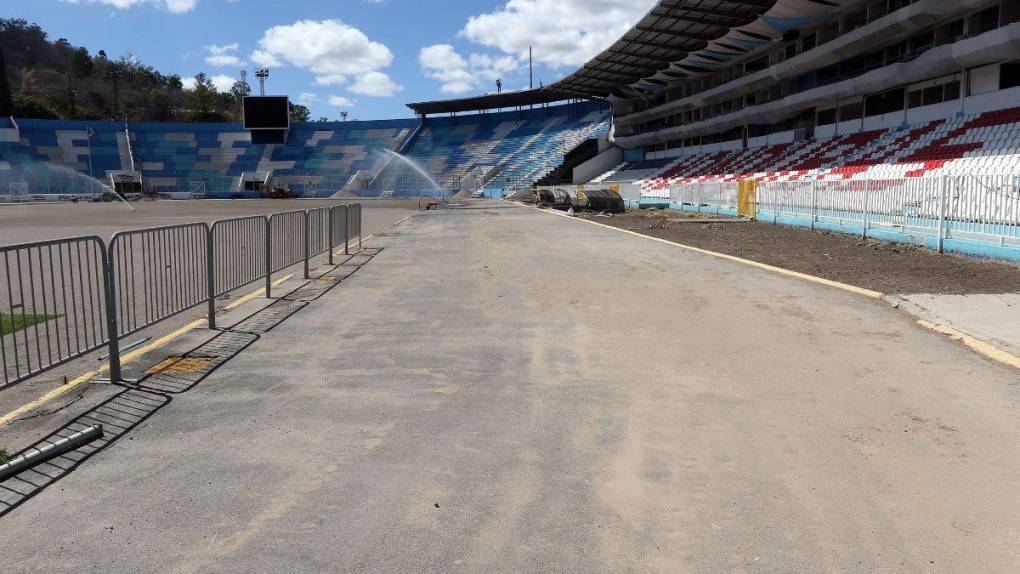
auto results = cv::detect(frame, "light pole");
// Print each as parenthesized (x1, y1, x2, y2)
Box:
(86, 127, 95, 192)
(255, 68, 269, 96)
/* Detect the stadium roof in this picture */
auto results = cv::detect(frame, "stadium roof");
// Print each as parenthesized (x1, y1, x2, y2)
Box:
(406, 88, 586, 115)
(550, 0, 846, 99)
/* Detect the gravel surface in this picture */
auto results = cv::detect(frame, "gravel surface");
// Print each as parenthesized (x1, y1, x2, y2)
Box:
(581, 209, 1020, 295)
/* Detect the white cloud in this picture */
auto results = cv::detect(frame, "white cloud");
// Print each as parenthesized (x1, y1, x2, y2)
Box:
(314, 74, 347, 87)
(251, 19, 393, 86)
(250, 49, 282, 68)
(460, 0, 657, 68)
(163, 0, 196, 12)
(179, 74, 234, 92)
(328, 96, 356, 107)
(205, 43, 245, 67)
(349, 71, 402, 97)
(59, 0, 197, 13)
(298, 93, 320, 105)
(419, 44, 518, 95)
(210, 74, 237, 93)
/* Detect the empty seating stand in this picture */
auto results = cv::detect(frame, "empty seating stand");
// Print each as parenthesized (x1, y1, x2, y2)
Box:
(0, 118, 416, 198)
(609, 105, 1020, 193)
(377, 102, 611, 196)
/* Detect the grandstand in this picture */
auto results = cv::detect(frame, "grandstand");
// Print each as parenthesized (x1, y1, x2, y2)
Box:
(553, 0, 1020, 193)
(373, 102, 609, 197)
(0, 101, 608, 200)
(521, 0, 1020, 259)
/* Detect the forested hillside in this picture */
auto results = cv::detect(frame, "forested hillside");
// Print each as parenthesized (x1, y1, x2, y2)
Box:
(0, 19, 310, 123)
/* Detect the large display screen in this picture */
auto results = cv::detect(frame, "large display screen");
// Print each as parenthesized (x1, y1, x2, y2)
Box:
(243, 96, 290, 130)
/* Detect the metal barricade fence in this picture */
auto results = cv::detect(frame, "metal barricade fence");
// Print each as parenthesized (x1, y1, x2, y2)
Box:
(347, 204, 363, 251)
(0, 203, 364, 390)
(1, 237, 110, 389)
(679, 174, 1020, 247)
(329, 205, 349, 261)
(307, 208, 331, 261)
(108, 223, 210, 339)
(268, 210, 307, 281)
(210, 216, 269, 297)
(209, 215, 269, 329)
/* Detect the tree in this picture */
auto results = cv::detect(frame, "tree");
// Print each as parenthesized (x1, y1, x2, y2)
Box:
(71, 47, 93, 77)
(289, 102, 310, 123)
(0, 45, 12, 116)
(12, 93, 58, 119)
(186, 72, 223, 122)
(230, 78, 251, 102)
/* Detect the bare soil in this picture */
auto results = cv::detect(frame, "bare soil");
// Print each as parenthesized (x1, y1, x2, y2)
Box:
(579, 209, 1020, 295)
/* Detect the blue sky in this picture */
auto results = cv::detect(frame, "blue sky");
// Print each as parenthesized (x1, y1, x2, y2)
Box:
(7, 0, 657, 120)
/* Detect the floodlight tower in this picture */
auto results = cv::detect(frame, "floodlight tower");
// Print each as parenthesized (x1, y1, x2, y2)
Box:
(254, 68, 270, 96)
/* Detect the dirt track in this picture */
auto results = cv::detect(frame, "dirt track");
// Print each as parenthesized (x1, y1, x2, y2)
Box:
(580, 209, 1020, 295)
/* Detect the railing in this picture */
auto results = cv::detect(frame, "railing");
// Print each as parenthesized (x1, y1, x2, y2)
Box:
(0, 204, 363, 389)
(1, 237, 110, 389)
(108, 223, 210, 339)
(656, 175, 1020, 251)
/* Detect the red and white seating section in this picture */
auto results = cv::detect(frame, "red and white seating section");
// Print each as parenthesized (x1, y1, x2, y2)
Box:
(635, 106, 1020, 194)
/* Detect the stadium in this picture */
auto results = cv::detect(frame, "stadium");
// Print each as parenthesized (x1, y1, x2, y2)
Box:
(1, 0, 1020, 571)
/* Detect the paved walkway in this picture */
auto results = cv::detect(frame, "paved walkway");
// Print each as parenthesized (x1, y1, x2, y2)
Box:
(3, 204, 1020, 572)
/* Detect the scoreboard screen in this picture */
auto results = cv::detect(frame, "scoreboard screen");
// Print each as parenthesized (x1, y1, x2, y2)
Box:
(243, 96, 290, 130)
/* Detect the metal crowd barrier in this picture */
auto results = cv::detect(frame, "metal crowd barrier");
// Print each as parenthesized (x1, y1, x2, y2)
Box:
(0, 204, 363, 388)
(1, 237, 110, 389)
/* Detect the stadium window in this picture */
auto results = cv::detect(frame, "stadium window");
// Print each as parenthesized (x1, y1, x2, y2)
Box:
(1002, 63, 1020, 90)
(797, 72, 819, 92)
(922, 85, 943, 106)
(944, 80, 961, 101)
(745, 55, 769, 75)
(818, 109, 837, 126)
(802, 33, 817, 52)
(864, 50, 884, 73)
(867, 0, 888, 23)
(885, 41, 908, 64)
(865, 88, 905, 116)
(907, 90, 924, 109)
(840, 101, 864, 122)
(909, 31, 935, 55)
(1006, 1, 1020, 24)
(818, 64, 839, 86)
(817, 23, 839, 45)
(844, 10, 868, 33)
(968, 6, 1000, 36)
(936, 20, 965, 46)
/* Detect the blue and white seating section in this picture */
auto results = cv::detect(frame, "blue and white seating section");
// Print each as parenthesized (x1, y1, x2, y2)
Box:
(0, 118, 415, 198)
(0, 102, 608, 199)
(376, 102, 611, 197)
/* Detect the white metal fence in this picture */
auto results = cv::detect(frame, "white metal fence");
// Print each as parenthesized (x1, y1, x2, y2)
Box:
(654, 175, 1020, 249)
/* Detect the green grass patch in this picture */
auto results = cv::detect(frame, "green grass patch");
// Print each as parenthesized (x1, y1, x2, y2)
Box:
(0, 450, 10, 465)
(0, 312, 59, 336)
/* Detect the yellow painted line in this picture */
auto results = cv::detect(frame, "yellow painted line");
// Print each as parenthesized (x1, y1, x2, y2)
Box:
(917, 320, 1020, 371)
(394, 216, 410, 226)
(0, 317, 204, 426)
(223, 274, 294, 310)
(0, 274, 296, 427)
(529, 204, 884, 300)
